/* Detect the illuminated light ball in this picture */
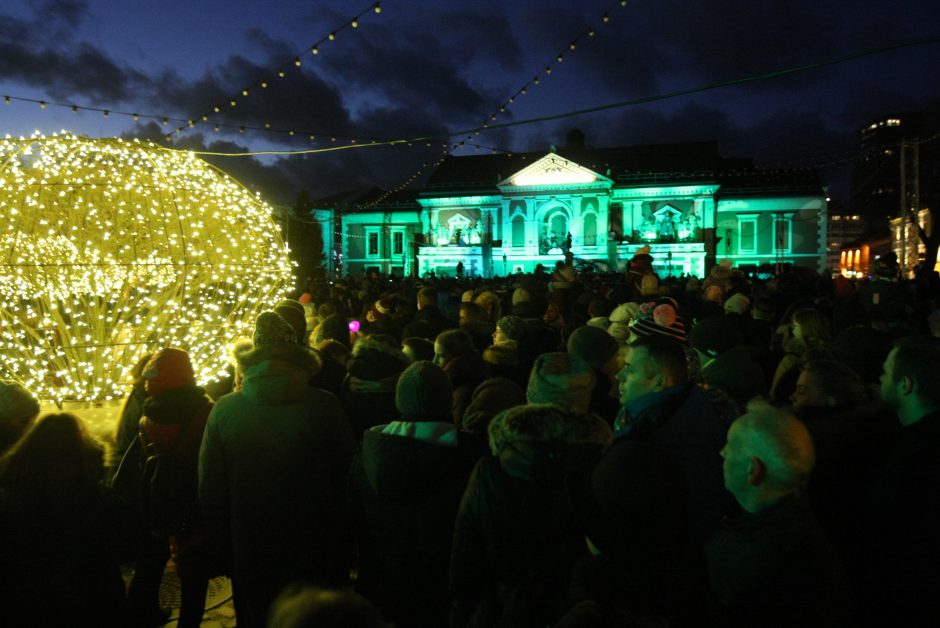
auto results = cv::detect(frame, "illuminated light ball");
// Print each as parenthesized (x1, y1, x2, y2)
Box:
(0, 132, 294, 403)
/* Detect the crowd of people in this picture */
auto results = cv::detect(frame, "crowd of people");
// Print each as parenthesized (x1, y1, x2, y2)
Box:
(1, 249, 939, 627)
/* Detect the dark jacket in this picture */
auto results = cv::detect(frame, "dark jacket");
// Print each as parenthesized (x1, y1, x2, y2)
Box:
(410, 304, 453, 340)
(139, 384, 213, 540)
(699, 344, 767, 408)
(861, 411, 940, 626)
(443, 353, 489, 426)
(341, 337, 410, 439)
(198, 341, 354, 627)
(705, 493, 852, 627)
(349, 422, 477, 628)
(449, 411, 612, 628)
(616, 384, 733, 543)
(796, 402, 895, 581)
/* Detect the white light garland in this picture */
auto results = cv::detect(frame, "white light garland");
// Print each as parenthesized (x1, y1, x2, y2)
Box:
(0, 132, 294, 403)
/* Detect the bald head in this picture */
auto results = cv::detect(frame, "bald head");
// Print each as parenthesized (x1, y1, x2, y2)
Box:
(722, 401, 815, 512)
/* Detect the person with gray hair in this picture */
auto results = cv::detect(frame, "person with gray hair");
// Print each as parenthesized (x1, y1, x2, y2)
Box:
(706, 401, 850, 626)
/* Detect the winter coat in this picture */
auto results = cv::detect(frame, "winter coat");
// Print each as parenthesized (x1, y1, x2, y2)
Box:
(616, 384, 733, 543)
(449, 411, 611, 628)
(705, 494, 852, 627)
(348, 421, 477, 628)
(796, 402, 895, 582)
(443, 353, 489, 426)
(139, 384, 213, 540)
(860, 411, 940, 625)
(341, 337, 410, 439)
(198, 341, 354, 627)
(699, 344, 767, 408)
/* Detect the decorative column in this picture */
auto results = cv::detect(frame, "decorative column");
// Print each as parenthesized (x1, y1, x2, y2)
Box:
(525, 199, 538, 254)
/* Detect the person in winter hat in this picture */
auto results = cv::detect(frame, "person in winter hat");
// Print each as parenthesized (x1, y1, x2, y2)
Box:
(526, 352, 596, 416)
(628, 297, 687, 343)
(607, 302, 641, 345)
(128, 347, 215, 628)
(275, 299, 309, 345)
(567, 326, 623, 423)
(0, 380, 40, 455)
(348, 360, 476, 627)
(723, 293, 751, 316)
(199, 310, 352, 626)
(450, 404, 612, 627)
(394, 360, 454, 423)
(689, 316, 766, 408)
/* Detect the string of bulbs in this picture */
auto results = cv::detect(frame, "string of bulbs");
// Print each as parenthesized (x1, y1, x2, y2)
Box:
(365, 0, 632, 208)
(169, 2, 383, 140)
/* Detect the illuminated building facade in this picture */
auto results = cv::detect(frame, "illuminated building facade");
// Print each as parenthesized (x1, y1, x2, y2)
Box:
(321, 137, 828, 278)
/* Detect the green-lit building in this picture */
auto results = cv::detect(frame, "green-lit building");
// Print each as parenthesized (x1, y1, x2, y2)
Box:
(316, 134, 828, 278)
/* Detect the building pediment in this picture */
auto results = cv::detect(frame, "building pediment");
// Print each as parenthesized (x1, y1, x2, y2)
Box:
(498, 153, 611, 190)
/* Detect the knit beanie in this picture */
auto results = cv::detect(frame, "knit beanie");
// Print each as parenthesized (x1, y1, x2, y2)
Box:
(143, 348, 195, 395)
(253, 311, 297, 348)
(395, 361, 454, 422)
(723, 293, 751, 315)
(0, 380, 41, 451)
(526, 352, 596, 415)
(512, 287, 531, 305)
(689, 316, 742, 359)
(567, 325, 619, 370)
(629, 298, 687, 343)
(496, 315, 528, 342)
(275, 299, 308, 343)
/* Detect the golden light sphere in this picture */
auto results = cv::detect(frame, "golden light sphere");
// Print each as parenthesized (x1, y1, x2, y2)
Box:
(0, 132, 294, 403)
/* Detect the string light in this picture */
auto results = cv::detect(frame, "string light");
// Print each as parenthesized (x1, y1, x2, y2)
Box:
(173, 2, 383, 139)
(0, 132, 293, 403)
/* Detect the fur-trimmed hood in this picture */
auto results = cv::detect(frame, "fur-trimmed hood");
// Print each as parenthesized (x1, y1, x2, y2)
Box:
(234, 341, 321, 405)
(488, 403, 613, 457)
(346, 336, 410, 381)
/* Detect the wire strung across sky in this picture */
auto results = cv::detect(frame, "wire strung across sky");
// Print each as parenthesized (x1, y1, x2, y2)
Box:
(175, 35, 940, 159)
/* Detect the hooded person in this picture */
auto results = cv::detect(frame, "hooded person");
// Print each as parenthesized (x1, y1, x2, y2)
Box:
(566, 326, 622, 424)
(348, 361, 478, 628)
(0, 380, 40, 456)
(450, 404, 613, 627)
(461, 377, 526, 439)
(198, 311, 354, 627)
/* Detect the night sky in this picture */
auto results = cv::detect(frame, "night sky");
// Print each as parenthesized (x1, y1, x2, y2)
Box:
(1, 0, 938, 206)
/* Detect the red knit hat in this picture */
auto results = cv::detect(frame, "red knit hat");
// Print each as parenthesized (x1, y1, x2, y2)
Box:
(143, 348, 195, 395)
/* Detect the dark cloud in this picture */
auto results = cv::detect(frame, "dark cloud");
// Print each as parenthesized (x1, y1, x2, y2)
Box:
(0, 1, 150, 103)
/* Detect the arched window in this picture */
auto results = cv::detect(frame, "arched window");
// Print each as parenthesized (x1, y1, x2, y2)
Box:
(583, 212, 597, 246)
(512, 215, 526, 247)
(549, 211, 567, 239)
